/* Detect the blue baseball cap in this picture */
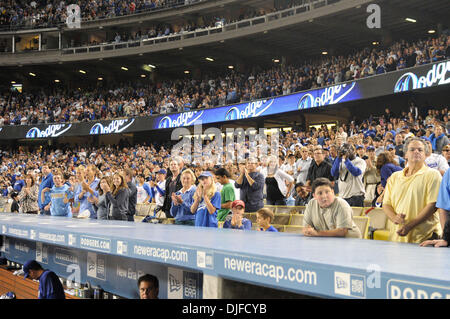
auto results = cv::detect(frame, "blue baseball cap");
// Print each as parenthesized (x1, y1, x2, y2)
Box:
(23, 260, 41, 279)
(198, 171, 213, 179)
(356, 145, 364, 150)
(386, 145, 395, 150)
(157, 169, 167, 175)
(366, 146, 375, 151)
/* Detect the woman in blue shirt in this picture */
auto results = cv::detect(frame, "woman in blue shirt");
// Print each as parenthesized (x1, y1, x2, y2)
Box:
(191, 171, 221, 228)
(171, 169, 196, 226)
(41, 171, 73, 217)
(376, 152, 402, 188)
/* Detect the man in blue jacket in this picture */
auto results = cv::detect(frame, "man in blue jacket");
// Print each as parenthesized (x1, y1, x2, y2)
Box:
(38, 165, 54, 215)
(23, 260, 65, 299)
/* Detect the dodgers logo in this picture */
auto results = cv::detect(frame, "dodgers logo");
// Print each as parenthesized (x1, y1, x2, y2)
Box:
(89, 119, 135, 135)
(26, 124, 72, 138)
(394, 73, 418, 93)
(394, 61, 450, 93)
(298, 82, 357, 109)
(157, 111, 204, 129)
(298, 93, 315, 110)
(223, 99, 274, 121)
(225, 107, 240, 121)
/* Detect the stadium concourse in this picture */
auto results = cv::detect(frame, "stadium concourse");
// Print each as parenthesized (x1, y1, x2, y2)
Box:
(0, 0, 449, 302)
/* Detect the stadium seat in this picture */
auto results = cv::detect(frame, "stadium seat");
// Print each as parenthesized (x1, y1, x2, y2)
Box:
(275, 206, 299, 214)
(364, 208, 387, 229)
(273, 213, 290, 225)
(244, 213, 257, 224)
(161, 218, 175, 225)
(282, 225, 304, 233)
(288, 214, 304, 226)
(263, 205, 278, 213)
(353, 216, 370, 239)
(351, 207, 364, 217)
(373, 230, 390, 241)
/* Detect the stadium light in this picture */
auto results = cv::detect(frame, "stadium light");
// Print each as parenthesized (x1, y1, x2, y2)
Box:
(140, 74, 146, 78)
(405, 18, 417, 23)
(121, 66, 128, 71)
(54, 79, 60, 83)
(11, 81, 16, 84)
(428, 30, 436, 34)
(98, 77, 103, 81)
(184, 70, 190, 74)
(148, 64, 156, 68)
(29, 72, 36, 77)
(273, 59, 280, 63)
(205, 57, 214, 62)
(322, 51, 328, 55)
(79, 70, 86, 74)
(228, 66, 234, 69)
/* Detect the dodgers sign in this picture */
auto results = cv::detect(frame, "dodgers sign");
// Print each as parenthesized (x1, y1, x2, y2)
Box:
(26, 124, 72, 138)
(394, 60, 450, 93)
(89, 119, 135, 135)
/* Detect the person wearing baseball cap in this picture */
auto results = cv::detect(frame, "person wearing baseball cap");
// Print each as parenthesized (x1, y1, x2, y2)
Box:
(22, 260, 65, 299)
(191, 171, 221, 227)
(223, 200, 252, 230)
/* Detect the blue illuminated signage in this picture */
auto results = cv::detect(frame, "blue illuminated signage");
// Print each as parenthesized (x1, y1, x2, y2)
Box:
(89, 119, 135, 135)
(394, 61, 450, 93)
(154, 81, 360, 129)
(26, 124, 72, 138)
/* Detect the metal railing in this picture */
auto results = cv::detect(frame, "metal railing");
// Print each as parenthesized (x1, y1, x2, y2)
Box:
(59, 0, 337, 55)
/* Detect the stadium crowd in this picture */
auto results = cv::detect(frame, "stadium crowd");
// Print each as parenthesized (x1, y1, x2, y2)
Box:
(1, 34, 449, 126)
(0, 102, 449, 244)
(0, 0, 307, 31)
(0, 0, 202, 30)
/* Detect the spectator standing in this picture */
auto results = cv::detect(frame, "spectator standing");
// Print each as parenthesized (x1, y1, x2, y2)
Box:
(150, 169, 167, 216)
(215, 168, 235, 222)
(305, 145, 334, 192)
(104, 173, 129, 221)
(264, 155, 294, 205)
(331, 144, 366, 207)
(41, 170, 74, 217)
(170, 169, 196, 226)
(191, 171, 221, 228)
(38, 165, 54, 216)
(162, 158, 183, 218)
(295, 147, 312, 185)
(383, 137, 442, 243)
(376, 152, 403, 188)
(420, 168, 450, 247)
(17, 174, 39, 214)
(234, 158, 264, 213)
(124, 168, 137, 221)
(89, 177, 112, 220)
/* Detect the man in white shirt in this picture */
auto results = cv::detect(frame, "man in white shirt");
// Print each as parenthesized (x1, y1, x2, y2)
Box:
(424, 140, 449, 176)
(149, 169, 167, 215)
(295, 147, 312, 185)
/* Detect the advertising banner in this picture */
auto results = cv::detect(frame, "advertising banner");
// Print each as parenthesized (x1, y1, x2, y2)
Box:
(0, 60, 448, 140)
